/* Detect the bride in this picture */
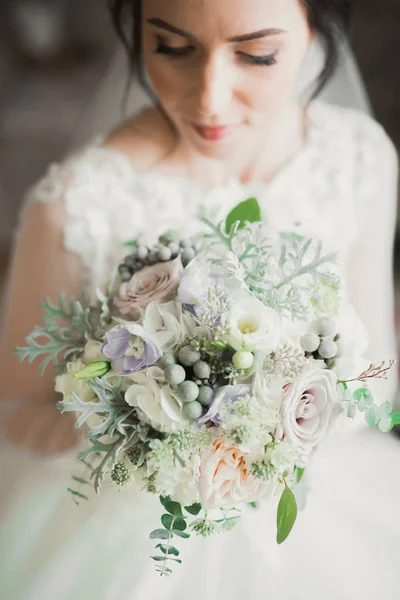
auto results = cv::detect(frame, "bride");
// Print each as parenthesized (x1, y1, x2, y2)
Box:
(0, 1, 399, 598)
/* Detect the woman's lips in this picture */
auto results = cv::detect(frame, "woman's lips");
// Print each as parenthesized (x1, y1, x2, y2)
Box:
(191, 123, 239, 141)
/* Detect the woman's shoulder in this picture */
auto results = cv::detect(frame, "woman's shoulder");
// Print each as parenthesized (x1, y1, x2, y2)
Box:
(25, 107, 176, 208)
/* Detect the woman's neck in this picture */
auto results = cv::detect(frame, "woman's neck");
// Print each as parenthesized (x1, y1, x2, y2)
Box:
(161, 102, 308, 189)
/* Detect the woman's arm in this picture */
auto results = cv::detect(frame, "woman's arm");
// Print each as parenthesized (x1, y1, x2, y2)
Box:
(0, 195, 86, 455)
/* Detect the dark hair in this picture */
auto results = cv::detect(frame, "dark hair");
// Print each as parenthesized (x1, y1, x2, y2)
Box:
(108, 0, 352, 101)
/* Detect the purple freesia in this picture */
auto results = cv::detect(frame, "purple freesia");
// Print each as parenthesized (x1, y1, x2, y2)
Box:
(101, 323, 162, 375)
(195, 384, 252, 427)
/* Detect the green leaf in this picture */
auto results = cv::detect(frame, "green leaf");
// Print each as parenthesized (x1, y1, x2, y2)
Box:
(150, 529, 171, 540)
(249, 501, 259, 509)
(277, 485, 298, 545)
(184, 503, 202, 516)
(151, 556, 168, 562)
(71, 476, 91, 486)
(161, 514, 174, 530)
(156, 567, 172, 575)
(294, 467, 305, 484)
(161, 514, 187, 531)
(159, 495, 172, 507)
(156, 544, 180, 556)
(171, 530, 190, 539)
(67, 488, 88, 501)
(225, 198, 261, 233)
(164, 501, 184, 518)
(353, 388, 372, 401)
(123, 240, 138, 251)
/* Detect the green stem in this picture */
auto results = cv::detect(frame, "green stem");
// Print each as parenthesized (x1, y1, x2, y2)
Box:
(161, 515, 176, 576)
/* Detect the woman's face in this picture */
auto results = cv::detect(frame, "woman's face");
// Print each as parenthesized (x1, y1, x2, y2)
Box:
(142, 0, 312, 158)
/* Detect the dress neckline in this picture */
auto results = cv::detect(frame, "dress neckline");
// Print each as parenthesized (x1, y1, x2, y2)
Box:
(91, 100, 324, 198)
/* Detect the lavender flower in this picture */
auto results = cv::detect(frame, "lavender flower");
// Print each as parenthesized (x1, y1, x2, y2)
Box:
(101, 323, 162, 375)
(195, 384, 252, 426)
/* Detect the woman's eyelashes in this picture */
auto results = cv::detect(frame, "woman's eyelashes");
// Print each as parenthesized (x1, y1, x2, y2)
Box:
(154, 42, 278, 67)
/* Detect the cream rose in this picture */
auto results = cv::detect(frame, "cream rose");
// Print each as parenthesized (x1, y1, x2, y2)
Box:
(199, 438, 271, 511)
(279, 369, 341, 463)
(116, 257, 183, 315)
(125, 366, 188, 433)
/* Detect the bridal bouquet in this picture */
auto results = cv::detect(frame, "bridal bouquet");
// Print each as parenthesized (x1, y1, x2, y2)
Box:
(17, 198, 398, 576)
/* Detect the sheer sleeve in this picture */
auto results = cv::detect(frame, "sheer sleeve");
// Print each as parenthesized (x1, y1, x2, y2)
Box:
(0, 186, 87, 457)
(345, 115, 399, 407)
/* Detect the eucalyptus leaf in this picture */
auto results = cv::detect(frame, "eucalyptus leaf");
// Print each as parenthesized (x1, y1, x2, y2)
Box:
(277, 486, 298, 545)
(294, 467, 305, 484)
(161, 514, 174, 530)
(156, 544, 180, 556)
(171, 530, 190, 539)
(225, 198, 261, 233)
(184, 503, 202, 516)
(150, 529, 171, 540)
(164, 501, 184, 517)
(391, 412, 400, 426)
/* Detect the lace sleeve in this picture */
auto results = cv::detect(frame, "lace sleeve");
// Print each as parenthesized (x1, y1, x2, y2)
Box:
(346, 113, 399, 406)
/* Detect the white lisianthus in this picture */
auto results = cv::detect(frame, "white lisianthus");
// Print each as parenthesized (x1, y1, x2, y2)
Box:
(143, 300, 190, 349)
(55, 360, 98, 404)
(125, 366, 188, 433)
(278, 369, 342, 465)
(226, 295, 281, 353)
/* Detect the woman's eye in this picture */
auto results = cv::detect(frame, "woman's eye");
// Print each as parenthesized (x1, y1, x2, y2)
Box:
(237, 51, 277, 66)
(155, 43, 194, 58)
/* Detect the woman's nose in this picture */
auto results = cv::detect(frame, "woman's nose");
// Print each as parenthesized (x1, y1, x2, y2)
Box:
(195, 53, 234, 117)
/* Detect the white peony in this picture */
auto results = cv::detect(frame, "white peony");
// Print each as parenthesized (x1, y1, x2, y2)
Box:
(148, 452, 202, 506)
(125, 366, 188, 433)
(226, 295, 281, 353)
(278, 369, 342, 465)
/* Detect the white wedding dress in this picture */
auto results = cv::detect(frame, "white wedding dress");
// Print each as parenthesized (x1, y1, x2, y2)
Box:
(0, 100, 399, 600)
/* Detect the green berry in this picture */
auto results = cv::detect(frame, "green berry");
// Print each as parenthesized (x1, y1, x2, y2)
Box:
(300, 333, 320, 353)
(318, 340, 338, 359)
(178, 346, 201, 367)
(193, 360, 211, 379)
(317, 317, 336, 338)
(232, 351, 254, 370)
(164, 364, 186, 386)
(182, 401, 203, 420)
(177, 381, 200, 403)
(198, 386, 214, 407)
(181, 247, 196, 267)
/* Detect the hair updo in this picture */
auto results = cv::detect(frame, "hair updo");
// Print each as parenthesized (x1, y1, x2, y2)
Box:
(108, 0, 352, 100)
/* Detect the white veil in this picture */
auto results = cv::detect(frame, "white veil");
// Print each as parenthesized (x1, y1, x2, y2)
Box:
(68, 36, 372, 150)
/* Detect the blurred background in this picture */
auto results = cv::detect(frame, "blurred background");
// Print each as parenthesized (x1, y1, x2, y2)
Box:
(0, 1, 399, 316)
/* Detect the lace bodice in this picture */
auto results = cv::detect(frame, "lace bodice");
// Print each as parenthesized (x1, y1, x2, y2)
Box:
(23, 101, 387, 298)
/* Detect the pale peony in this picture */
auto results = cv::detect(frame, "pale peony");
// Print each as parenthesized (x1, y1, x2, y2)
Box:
(125, 366, 188, 433)
(226, 294, 281, 353)
(199, 438, 271, 511)
(279, 369, 342, 464)
(148, 452, 202, 507)
(55, 359, 97, 404)
(116, 257, 183, 315)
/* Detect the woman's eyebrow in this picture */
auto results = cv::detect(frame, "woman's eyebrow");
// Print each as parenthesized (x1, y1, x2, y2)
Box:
(147, 18, 286, 44)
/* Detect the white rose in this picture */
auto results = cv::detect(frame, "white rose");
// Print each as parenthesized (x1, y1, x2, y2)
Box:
(143, 300, 189, 349)
(279, 369, 342, 465)
(199, 438, 273, 511)
(55, 360, 97, 403)
(125, 366, 188, 433)
(226, 295, 280, 353)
